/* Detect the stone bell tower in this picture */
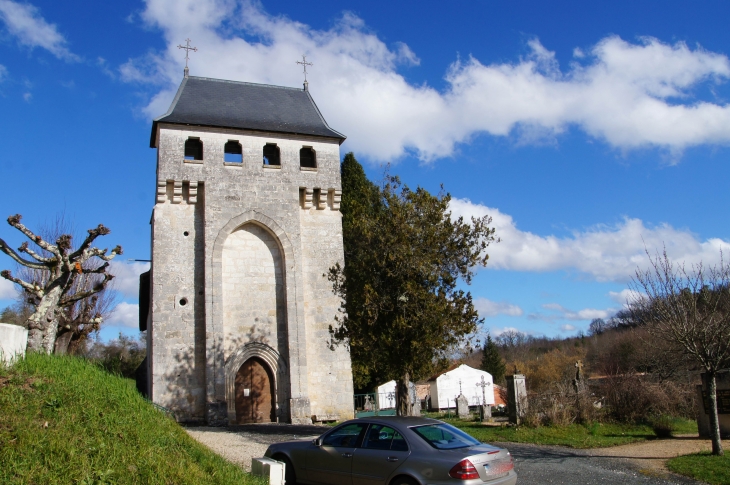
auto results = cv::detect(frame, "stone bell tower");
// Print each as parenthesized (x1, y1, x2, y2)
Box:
(142, 75, 354, 425)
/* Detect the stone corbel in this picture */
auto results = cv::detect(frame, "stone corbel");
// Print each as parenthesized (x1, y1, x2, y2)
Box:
(172, 181, 183, 204)
(331, 189, 342, 211)
(157, 179, 167, 203)
(302, 188, 313, 209)
(189, 181, 199, 204)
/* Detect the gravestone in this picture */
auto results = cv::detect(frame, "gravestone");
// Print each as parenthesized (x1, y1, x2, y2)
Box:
(505, 374, 527, 425)
(0, 323, 27, 365)
(456, 394, 470, 418)
(480, 404, 492, 420)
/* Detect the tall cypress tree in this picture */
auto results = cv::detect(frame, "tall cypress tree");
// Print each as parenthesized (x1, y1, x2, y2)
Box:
(480, 335, 506, 384)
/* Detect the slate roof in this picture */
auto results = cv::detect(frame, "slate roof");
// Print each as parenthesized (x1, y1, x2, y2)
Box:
(150, 76, 346, 147)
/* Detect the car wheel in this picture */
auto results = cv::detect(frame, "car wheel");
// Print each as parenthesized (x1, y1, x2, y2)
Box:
(273, 455, 297, 485)
(390, 476, 419, 485)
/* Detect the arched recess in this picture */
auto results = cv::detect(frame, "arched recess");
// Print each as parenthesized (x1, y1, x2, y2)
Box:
(225, 342, 288, 423)
(209, 210, 309, 420)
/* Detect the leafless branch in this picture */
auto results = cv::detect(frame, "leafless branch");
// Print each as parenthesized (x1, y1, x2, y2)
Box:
(69, 224, 112, 260)
(17, 241, 55, 263)
(0, 238, 48, 270)
(59, 273, 114, 307)
(0, 269, 42, 296)
(7, 214, 58, 255)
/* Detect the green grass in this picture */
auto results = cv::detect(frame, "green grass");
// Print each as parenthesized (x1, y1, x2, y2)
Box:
(667, 452, 730, 485)
(435, 415, 698, 449)
(0, 353, 267, 485)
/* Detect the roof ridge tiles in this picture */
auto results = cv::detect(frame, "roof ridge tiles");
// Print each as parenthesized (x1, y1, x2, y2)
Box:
(150, 76, 346, 147)
(186, 75, 305, 92)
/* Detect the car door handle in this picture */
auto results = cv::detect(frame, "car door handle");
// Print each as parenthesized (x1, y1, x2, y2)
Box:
(387, 457, 399, 462)
(342, 452, 353, 458)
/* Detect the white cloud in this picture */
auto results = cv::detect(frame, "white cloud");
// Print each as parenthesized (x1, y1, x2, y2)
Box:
(0, 64, 7, 82)
(124, 0, 730, 161)
(22, 91, 31, 101)
(106, 301, 139, 328)
(109, 261, 150, 299)
(490, 326, 521, 336)
(0, 278, 18, 300)
(449, 198, 730, 282)
(560, 324, 576, 332)
(474, 297, 523, 318)
(535, 303, 613, 322)
(608, 288, 644, 307)
(0, 0, 78, 61)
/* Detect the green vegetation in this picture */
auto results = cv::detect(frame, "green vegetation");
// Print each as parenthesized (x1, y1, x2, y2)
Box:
(0, 353, 265, 485)
(667, 452, 730, 485)
(330, 153, 497, 414)
(480, 335, 506, 384)
(438, 416, 698, 449)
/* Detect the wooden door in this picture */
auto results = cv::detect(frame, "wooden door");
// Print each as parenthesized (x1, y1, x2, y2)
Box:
(235, 357, 275, 423)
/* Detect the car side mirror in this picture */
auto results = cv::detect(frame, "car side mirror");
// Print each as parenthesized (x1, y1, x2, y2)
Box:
(312, 438, 323, 447)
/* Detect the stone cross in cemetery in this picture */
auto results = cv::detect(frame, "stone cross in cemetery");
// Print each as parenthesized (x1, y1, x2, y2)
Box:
(140, 68, 353, 426)
(476, 375, 492, 419)
(573, 360, 585, 393)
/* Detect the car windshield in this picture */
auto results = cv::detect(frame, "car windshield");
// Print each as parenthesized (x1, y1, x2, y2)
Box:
(411, 423, 481, 450)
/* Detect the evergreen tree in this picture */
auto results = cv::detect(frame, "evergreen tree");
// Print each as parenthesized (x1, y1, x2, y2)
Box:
(329, 154, 498, 415)
(480, 334, 506, 384)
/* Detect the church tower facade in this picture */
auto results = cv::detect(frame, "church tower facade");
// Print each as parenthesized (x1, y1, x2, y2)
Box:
(145, 76, 353, 425)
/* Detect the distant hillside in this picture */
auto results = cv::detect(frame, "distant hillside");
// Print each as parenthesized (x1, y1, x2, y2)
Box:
(0, 354, 265, 485)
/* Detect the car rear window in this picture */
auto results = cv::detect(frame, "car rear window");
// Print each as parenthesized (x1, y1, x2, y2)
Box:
(411, 423, 481, 450)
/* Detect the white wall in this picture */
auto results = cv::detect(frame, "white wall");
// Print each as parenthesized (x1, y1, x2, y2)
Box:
(0, 323, 27, 364)
(431, 365, 495, 409)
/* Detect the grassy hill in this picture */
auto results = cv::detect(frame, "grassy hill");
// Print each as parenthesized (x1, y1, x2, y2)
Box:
(0, 353, 265, 485)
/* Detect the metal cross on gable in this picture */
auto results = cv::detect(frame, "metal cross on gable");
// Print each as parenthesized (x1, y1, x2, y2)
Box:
(177, 38, 198, 77)
(296, 54, 313, 90)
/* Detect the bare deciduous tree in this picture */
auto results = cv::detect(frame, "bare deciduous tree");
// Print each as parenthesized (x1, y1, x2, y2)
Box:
(630, 250, 730, 456)
(0, 214, 122, 354)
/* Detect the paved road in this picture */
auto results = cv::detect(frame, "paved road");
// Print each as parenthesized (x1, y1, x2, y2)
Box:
(501, 443, 701, 485)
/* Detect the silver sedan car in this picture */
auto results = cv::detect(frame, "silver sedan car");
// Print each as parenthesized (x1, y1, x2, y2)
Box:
(264, 416, 517, 485)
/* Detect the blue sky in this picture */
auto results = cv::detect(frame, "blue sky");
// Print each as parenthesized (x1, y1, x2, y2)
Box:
(1, 0, 730, 340)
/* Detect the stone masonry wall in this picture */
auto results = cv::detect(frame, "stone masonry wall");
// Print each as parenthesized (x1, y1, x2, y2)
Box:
(152, 123, 354, 423)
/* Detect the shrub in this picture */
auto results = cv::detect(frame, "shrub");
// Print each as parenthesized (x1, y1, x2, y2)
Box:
(650, 415, 674, 438)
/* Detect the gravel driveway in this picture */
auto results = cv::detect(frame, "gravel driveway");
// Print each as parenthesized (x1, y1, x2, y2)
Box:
(187, 424, 707, 484)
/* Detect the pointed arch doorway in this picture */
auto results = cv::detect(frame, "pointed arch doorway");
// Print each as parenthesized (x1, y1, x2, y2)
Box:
(235, 357, 276, 423)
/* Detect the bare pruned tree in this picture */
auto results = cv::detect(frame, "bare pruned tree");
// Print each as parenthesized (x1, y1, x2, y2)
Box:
(630, 249, 730, 456)
(0, 214, 122, 354)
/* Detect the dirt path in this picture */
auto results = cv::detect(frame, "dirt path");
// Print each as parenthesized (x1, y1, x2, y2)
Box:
(186, 423, 327, 471)
(587, 435, 729, 479)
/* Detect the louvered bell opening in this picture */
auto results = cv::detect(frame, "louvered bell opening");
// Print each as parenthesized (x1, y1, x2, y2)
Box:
(224, 141, 243, 163)
(184, 138, 203, 161)
(299, 147, 316, 168)
(263, 144, 280, 165)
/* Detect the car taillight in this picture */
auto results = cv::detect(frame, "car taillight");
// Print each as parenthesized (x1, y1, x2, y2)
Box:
(449, 459, 480, 480)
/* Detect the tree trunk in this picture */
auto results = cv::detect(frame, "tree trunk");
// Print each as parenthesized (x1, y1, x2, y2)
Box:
(396, 372, 411, 417)
(707, 371, 725, 456)
(25, 286, 62, 354)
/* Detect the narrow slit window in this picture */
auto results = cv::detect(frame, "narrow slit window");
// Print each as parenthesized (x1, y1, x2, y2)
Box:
(184, 138, 203, 161)
(224, 141, 242, 163)
(263, 144, 280, 166)
(299, 147, 316, 168)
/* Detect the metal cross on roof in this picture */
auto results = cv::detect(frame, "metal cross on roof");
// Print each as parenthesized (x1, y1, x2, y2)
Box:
(296, 54, 313, 90)
(177, 38, 198, 78)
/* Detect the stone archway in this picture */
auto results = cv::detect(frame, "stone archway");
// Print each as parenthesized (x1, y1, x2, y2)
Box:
(235, 357, 275, 423)
(225, 342, 288, 423)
